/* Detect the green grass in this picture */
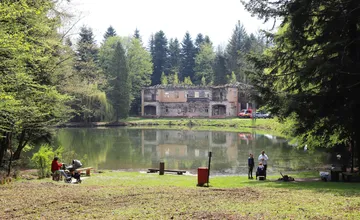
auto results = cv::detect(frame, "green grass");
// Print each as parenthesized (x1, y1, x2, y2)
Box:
(2, 171, 360, 219)
(124, 118, 285, 135)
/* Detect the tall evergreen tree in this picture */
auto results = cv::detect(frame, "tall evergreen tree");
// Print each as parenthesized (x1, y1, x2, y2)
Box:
(160, 72, 168, 85)
(180, 32, 196, 81)
(148, 34, 155, 56)
(74, 26, 100, 82)
(151, 30, 168, 85)
(107, 42, 130, 121)
(73, 26, 109, 123)
(194, 43, 215, 85)
(133, 28, 141, 41)
(204, 35, 212, 45)
(213, 52, 229, 85)
(243, 0, 360, 167)
(195, 33, 205, 54)
(103, 26, 117, 41)
(128, 38, 152, 115)
(168, 38, 181, 75)
(226, 20, 249, 82)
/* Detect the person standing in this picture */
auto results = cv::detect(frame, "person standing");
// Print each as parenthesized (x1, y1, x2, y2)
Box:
(258, 150, 269, 171)
(248, 154, 255, 179)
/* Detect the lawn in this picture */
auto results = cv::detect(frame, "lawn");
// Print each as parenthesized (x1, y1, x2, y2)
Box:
(1, 171, 360, 219)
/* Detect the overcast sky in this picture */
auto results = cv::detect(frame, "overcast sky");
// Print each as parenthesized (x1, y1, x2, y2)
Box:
(65, 0, 272, 47)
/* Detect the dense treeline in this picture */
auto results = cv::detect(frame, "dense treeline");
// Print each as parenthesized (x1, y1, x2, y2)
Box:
(242, 0, 360, 170)
(2, 0, 359, 172)
(0, 1, 265, 168)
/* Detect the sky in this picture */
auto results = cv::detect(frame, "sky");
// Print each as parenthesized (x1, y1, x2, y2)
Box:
(64, 0, 273, 47)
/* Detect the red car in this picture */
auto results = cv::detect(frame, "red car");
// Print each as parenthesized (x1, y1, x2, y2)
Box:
(238, 109, 253, 118)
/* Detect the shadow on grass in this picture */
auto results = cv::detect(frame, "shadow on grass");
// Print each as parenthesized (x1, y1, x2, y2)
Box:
(248, 179, 360, 197)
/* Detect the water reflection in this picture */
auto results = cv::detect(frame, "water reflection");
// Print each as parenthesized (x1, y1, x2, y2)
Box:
(54, 128, 328, 175)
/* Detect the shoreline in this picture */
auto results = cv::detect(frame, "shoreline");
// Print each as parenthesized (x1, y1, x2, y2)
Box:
(58, 118, 280, 129)
(56, 118, 286, 137)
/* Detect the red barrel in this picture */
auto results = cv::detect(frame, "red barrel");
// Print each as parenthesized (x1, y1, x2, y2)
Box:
(197, 167, 209, 186)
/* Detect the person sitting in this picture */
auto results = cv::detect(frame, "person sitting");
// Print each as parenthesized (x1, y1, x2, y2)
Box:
(256, 162, 266, 180)
(51, 157, 71, 182)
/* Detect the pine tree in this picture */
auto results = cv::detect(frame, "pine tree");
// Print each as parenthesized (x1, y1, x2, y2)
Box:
(173, 72, 179, 85)
(133, 28, 141, 41)
(160, 72, 168, 85)
(204, 35, 212, 45)
(148, 34, 155, 57)
(183, 76, 193, 85)
(180, 32, 196, 82)
(107, 42, 130, 121)
(213, 53, 229, 85)
(74, 26, 100, 82)
(242, 0, 360, 167)
(195, 33, 205, 54)
(226, 20, 249, 82)
(150, 31, 168, 85)
(128, 38, 152, 115)
(168, 38, 181, 75)
(194, 43, 215, 85)
(227, 71, 237, 83)
(201, 76, 206, 85)
(103, 26, 117, 41)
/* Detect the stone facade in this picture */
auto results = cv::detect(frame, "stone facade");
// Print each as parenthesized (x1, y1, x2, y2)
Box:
(141, 84, 241, 118)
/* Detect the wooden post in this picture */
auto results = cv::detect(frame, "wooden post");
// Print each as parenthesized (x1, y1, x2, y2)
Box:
(207, 152, 212, 186)
(86, 169, 90, 176)
(159, 162, 165, 175)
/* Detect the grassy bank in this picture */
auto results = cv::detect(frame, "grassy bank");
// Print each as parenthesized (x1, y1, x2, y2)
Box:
(125, 117, 279, 130)
(125, 118, 286, 137)
(2, 171, 360, 219)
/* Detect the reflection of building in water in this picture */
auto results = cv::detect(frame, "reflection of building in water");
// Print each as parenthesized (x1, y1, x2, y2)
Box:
(157, 144, 187, 157)
(141, 130, 238, 161)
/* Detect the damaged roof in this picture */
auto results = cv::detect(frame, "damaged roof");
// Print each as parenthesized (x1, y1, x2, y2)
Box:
(143, 82, 253, 90)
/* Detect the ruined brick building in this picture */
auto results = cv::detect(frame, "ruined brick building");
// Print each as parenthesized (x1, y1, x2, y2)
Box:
(141, 83, 252, 118)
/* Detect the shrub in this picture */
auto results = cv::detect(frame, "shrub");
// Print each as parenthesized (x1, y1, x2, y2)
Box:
(31, 144, 55, 178)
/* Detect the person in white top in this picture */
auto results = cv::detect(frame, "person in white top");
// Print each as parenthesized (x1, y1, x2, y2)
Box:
(258, 150, 269, 171)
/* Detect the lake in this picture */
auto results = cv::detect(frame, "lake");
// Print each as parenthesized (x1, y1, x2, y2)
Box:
(53, 127, 330, 175)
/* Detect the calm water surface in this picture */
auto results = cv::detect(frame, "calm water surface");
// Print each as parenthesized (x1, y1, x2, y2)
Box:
(54, 127, 329, 175)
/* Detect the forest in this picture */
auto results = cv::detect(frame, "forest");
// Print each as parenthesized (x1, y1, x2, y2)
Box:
(1, 0, 360, 171)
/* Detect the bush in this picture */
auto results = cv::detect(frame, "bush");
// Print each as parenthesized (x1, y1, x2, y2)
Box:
(31, 144, 56, 178)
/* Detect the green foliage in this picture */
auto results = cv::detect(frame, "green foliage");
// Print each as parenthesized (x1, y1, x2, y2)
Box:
(160, 72, 168, 85)
(225, 21, 266, 83)
(183, 76, 193, 85)
(31, 144, 57, 178)
(213, 53, 229, 85)
(127, 38, 152, 115)
(0, 0, 73, 164)
(151, 31, 168, 85)
(103, 25, 117, 41)
(133, 28, 141, 40)
(168, 38, 181, 75)
(227, 71, 237, 83)
(194, 33, 205, 51)
(242, 0, 360, 164)
(194, 43, 215, 85)
(201, 76, 206, 86)
(74, 26, 101, 82)
(180, 32, 196, 82)
(106, 42, 130, 121)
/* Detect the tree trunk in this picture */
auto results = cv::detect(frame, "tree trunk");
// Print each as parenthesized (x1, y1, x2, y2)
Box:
(0, 132, 11, 167)
(12, 130, 27, 160)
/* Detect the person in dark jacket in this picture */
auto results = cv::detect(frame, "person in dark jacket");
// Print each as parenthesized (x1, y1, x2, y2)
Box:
(248, 154, 255, 179)
(256, 162, 266, 180)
